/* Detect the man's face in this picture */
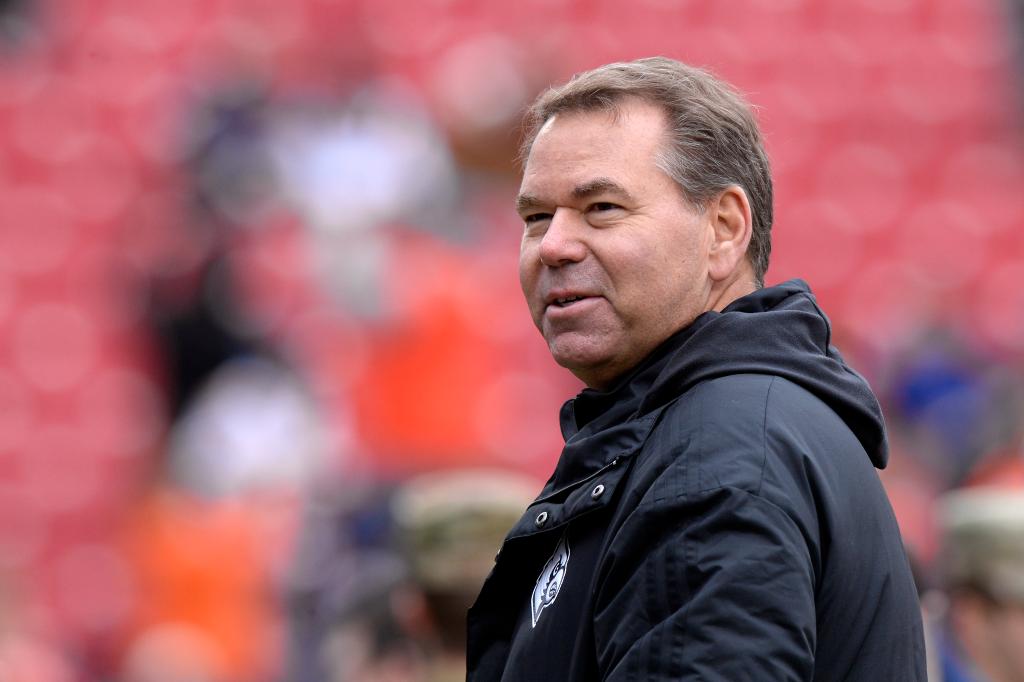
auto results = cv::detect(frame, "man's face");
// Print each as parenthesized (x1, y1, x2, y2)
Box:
(516, 99, 714, 389)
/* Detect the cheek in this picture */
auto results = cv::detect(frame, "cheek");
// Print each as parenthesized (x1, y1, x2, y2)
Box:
(518, 246, 542, 307)
(518, 256, 533, 296)
(518, 238, 532, 282)
(615, 241, 705, 327)
(653, 230, 707, 293)
(616, 239, 686, 298)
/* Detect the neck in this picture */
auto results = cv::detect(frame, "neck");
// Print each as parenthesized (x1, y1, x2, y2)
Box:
(707, 272, 758, 314)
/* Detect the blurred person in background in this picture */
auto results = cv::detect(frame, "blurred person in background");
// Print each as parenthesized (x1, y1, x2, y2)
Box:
(937, 456, 1024, 682)
(284, 481, 422, 682)
(314, 553, 423, 682)
(467, 57, 926, 681)
(392, 470, 537, 682)
(117, 355, 324, 682)
(283, 470, 535, 682)
(114, 82, 330, 682)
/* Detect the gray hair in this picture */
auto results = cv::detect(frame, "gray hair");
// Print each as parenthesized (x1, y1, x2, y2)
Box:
(521, 57, 773, 287)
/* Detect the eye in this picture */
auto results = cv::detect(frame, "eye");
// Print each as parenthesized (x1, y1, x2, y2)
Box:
(589, 202, 622, 213)
(523, 212, 552, 225)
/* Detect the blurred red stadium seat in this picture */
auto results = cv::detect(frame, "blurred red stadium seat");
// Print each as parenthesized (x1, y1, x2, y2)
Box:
(838, 260, 935, 349)
(893, 201, 991, 292)
(0, 187, 76, 275)
(48, 139, 140, 226)
(816, 143, 909, 233)
(768, 199, 864, 291)
(939, 143, 1024, 234)
(879, 34, 988, 125)
(974, 262, 1024, 353)
(11, 303, 99, 393)
(0, 369, 34, 460)
(11, 75, 99, 164)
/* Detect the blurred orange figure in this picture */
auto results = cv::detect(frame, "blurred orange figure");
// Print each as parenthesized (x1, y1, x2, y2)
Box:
(117, 488, 282, 682)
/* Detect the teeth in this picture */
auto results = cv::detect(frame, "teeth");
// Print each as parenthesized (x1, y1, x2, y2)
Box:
(556, 296, 582, 305)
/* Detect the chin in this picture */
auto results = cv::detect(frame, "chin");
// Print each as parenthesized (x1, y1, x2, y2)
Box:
(548, 346, 615, 387)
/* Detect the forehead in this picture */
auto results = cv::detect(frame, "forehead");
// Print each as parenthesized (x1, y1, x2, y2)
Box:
(520, 100, 670, 197)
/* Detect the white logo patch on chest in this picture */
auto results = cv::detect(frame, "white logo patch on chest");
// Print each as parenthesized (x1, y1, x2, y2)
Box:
(531, 532, 570, 628)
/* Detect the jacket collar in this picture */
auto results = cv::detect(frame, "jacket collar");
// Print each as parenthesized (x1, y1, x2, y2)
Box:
(546, 280, 889, 492)
(549, 320, 709, 491)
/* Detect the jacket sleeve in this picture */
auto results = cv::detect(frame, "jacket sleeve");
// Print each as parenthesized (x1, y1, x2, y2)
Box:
(591, 484, 817, 682)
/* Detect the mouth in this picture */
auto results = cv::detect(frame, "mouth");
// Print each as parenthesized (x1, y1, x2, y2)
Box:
(551, 295, 587, 308)
(542, 292, 600, 316)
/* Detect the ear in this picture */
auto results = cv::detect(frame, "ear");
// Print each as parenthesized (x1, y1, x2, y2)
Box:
(707, 185, 753, 282)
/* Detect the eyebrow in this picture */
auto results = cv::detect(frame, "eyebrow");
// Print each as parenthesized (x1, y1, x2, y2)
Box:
(515, 177, 635, 214)
(515, 192, 545, 214)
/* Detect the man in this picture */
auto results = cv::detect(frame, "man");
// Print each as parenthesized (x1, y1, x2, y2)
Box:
(466, 57, 926, 681)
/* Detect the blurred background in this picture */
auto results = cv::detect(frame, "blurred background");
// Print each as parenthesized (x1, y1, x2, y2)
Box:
(0, 0, 1023, 680)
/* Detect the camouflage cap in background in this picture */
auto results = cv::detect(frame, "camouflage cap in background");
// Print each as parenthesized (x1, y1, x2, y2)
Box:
(941, 462, 1024, 604)
(392, 469, 539, 594)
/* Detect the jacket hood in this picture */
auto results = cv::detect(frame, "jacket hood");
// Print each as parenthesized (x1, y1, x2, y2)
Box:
(562, 280, 888, 470)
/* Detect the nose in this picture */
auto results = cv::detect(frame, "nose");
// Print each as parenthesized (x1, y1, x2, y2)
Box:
(538, 208, 587, 267)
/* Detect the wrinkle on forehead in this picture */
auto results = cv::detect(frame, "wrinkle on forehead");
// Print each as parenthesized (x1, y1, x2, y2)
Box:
(518, 100, 678, 216)
(527, 103, 668, 167)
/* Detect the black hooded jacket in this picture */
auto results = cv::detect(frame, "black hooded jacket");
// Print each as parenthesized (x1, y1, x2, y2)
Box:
(467, 280, 926, 681)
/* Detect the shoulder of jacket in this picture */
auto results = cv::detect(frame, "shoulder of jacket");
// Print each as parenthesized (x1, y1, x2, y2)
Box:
(654, 372, 777, 439)
(631, 374, 773, 500)
(638, 374, 851, 501)
(658, 373, 848, 437)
